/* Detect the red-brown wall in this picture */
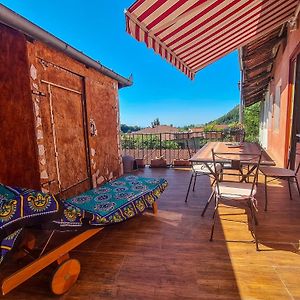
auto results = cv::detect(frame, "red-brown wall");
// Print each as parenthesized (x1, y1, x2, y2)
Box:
(0, 24, 123, 194)
(266, 25, 300, 166)
(0, 24, 40, 188)
(26, 40, 123, 193)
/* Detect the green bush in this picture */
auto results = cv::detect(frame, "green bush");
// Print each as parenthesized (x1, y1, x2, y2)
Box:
(121, 135, 180, 150)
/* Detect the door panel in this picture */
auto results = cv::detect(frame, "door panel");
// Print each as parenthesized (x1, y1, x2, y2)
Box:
(39, 64, 90, 196)
(39, 84, 60, 194)
(51, 86, 88, 191)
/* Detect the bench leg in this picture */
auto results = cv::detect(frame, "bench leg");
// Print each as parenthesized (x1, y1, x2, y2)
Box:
(152, 202, 158, 215)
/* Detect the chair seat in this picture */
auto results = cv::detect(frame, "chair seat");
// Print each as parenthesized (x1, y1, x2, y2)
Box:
(216, 182, 256, 200)
(193, 163, 222, 174)
(259, 166, 296, 177)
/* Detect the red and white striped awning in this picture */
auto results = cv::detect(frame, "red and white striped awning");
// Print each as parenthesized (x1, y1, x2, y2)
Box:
(125, 0, 299, 79)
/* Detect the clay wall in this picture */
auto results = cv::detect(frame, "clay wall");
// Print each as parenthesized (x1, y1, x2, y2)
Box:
(0, 24, 40, 188)
(26, 39, 122, 194)
(0, 23, 123, 194)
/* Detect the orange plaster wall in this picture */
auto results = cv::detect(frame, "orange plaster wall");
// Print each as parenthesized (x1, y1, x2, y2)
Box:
(266, 26, 300, 167)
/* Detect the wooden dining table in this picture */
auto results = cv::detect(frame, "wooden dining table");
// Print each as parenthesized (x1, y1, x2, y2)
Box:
(189, 142, 275, 216)
(190, 141, 275, 166)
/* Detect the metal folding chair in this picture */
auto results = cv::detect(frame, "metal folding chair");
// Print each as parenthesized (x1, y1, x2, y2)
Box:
(210, 149, 262, 251)
(260, 152, 300, 211)
(184, 138, 221, 205)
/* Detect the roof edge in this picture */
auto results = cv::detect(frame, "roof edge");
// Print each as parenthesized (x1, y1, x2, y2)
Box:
(0, 4, 132, 88)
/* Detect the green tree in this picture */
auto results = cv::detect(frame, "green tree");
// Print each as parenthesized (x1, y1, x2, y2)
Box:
(121, 134, 180, 150)
(204, 123, 217, 132)
(151, 118, 160, 128)
(243, 102, 260, 142)
(120, 124, 141, 133)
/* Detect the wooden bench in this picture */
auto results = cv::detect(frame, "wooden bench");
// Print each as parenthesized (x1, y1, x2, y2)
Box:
(0, 175, 167, 295)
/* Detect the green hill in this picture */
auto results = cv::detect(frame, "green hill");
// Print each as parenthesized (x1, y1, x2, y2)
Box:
(208, 103, 260, 142)
(209, 105, 239, 125)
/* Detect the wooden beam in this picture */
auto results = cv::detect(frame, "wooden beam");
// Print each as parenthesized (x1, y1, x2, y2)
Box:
(244, 92, 265, 103)
(245, 59, 274, 73)
(245, 97, 262, 106)
(244, 35, 283, 57)
(243, 51, 273, 64)
(244, 88, 266, 98)
(243, 73, 271, 86)
(243, 79, 271, 90)
(243, 82, 269, 92)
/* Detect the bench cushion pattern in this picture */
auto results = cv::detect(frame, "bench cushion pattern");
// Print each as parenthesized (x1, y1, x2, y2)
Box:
(0, 176, 167, 265)
(55, 175, 168, 228)
(0, 184, 60, 241)
(0, 229, 23, 265)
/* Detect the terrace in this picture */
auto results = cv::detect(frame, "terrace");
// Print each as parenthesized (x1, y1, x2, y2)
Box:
(1, 1, 300, 299)
(3, 166, 300, 299)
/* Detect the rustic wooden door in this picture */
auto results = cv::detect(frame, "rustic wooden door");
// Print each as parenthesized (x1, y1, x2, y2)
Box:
(39, 64, 90, 196)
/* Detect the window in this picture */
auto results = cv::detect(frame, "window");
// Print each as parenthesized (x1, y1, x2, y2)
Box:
(268, 94, 273, 130)
(273, 81, 281, 132)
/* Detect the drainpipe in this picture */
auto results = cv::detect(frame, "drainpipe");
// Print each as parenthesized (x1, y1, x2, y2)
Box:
(238, 48, 244, 125)
(0, 4, 132, 89)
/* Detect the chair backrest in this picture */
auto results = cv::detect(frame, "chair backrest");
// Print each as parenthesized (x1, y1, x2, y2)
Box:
(287, 150, 300, 174)
(211, 149, 262, 198)
(186, 137, 198, 159)
(296, 160, 300, 175)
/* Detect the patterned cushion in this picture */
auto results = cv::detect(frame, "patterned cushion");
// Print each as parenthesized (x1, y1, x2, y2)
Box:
(54, 175, 168, 228)
(0, 184, 61, 241)
(0, 228, 23, 265)
(0, 176, 167, 265)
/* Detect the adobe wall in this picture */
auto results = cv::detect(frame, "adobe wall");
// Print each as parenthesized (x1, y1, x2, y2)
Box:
(0, 23, 123, 193)
(26, 40, 123, 193)
(0, 24, 40, 188)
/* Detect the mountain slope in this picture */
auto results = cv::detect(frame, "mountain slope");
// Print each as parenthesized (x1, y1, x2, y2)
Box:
(209, 105, 239, 125)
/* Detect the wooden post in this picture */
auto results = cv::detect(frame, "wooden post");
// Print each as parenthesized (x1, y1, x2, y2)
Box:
(152, 202, 158, 215)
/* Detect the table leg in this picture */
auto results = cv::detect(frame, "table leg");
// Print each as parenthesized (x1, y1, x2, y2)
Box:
(201, 190, 215, 217)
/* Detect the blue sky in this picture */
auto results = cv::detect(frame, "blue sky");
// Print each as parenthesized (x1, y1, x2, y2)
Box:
(1, 1, 240, 127)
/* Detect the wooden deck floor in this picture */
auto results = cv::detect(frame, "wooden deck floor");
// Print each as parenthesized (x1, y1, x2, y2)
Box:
(3, 168, 300, 299)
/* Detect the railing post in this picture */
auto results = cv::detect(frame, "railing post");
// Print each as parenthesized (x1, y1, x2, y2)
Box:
(159, 133, 162, 157)
(142, 134, 144, 161)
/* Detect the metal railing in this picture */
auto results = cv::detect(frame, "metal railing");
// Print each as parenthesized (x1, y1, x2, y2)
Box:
(121, 129, 244, 165)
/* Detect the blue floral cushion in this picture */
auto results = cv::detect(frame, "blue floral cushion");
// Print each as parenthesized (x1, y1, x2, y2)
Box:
(54, 175, 168, 228)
